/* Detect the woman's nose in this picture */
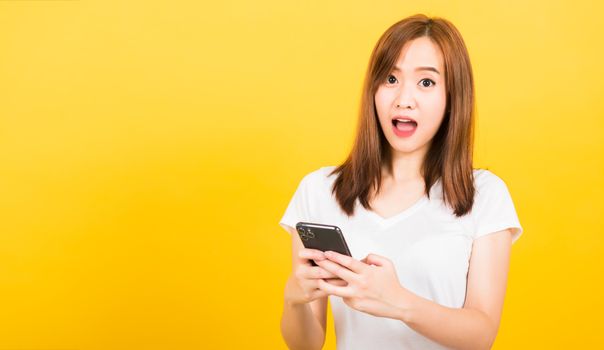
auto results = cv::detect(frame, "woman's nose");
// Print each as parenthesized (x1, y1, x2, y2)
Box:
(395, 85, 415, 109)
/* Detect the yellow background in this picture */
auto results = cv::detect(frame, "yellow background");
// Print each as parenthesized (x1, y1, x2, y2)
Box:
(0, 1, 602, 349)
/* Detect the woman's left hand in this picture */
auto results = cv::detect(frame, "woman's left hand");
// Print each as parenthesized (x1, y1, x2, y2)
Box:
(315, 251, 411, 319)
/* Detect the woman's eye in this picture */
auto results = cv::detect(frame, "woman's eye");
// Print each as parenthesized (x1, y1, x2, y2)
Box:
(419, 78, 435, 87)
(386, 75, 435, 87)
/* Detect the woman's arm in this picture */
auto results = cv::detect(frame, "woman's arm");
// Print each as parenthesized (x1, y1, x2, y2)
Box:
(395, 229, 512, 350)
(316, 229, 514, 350)
(280, 285, 327, 350)
(280, 226, 328, 350)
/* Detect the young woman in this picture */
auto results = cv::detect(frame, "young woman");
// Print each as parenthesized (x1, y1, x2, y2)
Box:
(278, 14, 523, 350)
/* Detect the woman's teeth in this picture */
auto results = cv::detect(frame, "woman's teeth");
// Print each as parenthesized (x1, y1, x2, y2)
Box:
(392, 119, 417, 131)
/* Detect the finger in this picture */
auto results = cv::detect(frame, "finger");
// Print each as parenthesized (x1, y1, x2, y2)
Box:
(303, 266, 340, 280)
(317, 278, 354, 298)
(323, 278, 348, 287)
(364, 253, 390, 267)
(323, 251, 366, 274)
(298, 249, 326, 263)
(315, 258, 358, 283)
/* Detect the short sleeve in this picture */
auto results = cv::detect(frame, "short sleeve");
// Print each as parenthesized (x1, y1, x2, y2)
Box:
(278, 174, 312, 235)
(472, 173, 523, 244)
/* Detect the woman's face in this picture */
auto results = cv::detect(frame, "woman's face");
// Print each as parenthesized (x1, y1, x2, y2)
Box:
(374, 36, 447, 157)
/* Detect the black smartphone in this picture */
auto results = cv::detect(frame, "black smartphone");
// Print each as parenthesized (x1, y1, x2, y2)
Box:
(296, 222, 352, 266)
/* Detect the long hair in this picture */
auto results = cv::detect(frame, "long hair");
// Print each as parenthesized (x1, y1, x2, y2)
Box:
(330, 14, 476, 217)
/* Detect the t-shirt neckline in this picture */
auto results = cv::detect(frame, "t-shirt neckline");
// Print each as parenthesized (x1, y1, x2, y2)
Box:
(357, 194, 429, 229)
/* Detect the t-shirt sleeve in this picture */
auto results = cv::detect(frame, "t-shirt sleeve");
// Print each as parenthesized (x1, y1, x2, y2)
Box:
(278, 174, 312, 235)
(472, 173, 523, 244)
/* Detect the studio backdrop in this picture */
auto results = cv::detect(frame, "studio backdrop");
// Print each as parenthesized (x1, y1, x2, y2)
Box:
(0, 1, 602, 349)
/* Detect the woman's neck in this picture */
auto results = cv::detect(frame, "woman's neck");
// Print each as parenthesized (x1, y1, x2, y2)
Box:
(385, 146, 428, 183)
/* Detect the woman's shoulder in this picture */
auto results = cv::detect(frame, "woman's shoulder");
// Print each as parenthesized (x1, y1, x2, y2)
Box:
(301, 165, 338, 182)
(472, 168, 511, 196)
(298, 165, 339, 192)
(473, 168, 506, 185)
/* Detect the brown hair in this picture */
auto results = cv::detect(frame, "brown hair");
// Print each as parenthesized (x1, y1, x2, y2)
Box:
(330, 13, 476, 217)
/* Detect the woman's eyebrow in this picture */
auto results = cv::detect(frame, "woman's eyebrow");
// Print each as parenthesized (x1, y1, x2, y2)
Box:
(392, 66, 441, 75)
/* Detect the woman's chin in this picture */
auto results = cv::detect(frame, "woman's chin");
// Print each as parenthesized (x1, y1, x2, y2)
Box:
(388, 141, 429, 156)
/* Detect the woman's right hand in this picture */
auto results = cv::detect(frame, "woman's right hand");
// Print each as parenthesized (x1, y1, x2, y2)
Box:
(284, 248, 347, 306)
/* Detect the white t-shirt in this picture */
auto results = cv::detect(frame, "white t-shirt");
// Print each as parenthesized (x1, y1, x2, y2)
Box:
(279, 165, 523, 350)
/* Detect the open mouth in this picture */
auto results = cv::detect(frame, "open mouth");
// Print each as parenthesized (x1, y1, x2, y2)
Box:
(392, 118, 418, 131)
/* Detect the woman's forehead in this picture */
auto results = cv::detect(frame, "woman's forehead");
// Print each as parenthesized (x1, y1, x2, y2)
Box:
(393, 37, 444, 74)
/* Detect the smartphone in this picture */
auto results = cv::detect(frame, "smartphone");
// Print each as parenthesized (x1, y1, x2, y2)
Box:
(296, 222, 352, 266)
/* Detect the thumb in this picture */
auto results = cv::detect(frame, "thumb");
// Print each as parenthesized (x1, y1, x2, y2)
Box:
(363, 253, 390, 266)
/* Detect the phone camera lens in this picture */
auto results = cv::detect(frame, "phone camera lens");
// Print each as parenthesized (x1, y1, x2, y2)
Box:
(306, 228, 315, 239)
(298, 227, 311, 241)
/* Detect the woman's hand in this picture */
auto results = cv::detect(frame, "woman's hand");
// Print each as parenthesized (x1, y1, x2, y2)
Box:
(315, 251, 411, 319)
(284, 248, 348, 306)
